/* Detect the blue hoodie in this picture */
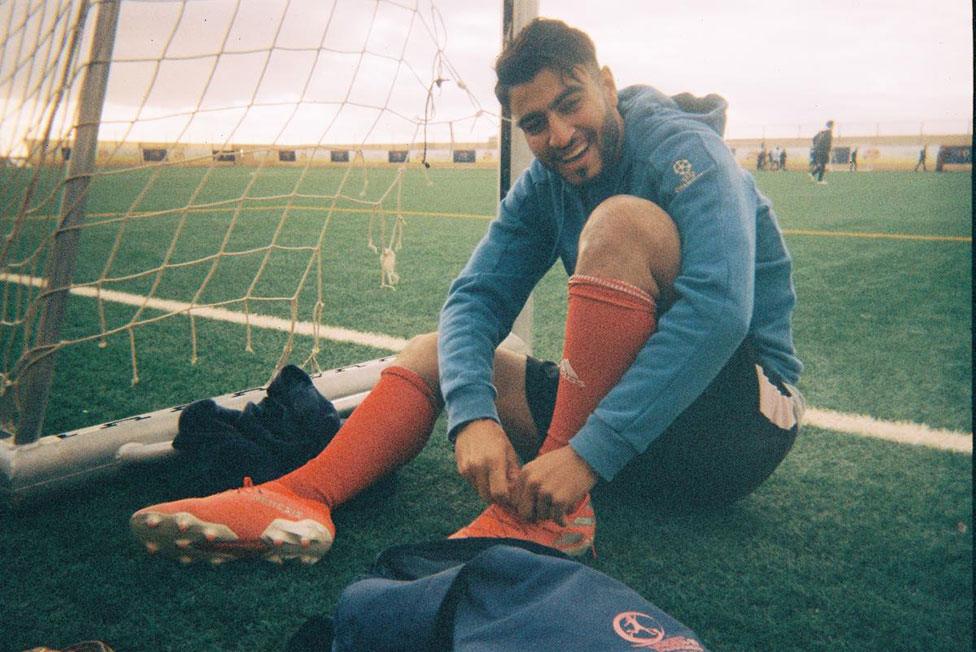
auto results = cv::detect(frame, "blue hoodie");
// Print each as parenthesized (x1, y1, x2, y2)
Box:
(438, 85, 802, 481)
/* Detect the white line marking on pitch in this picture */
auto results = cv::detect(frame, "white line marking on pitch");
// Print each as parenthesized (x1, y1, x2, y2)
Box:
(804, 408, 971, 454)
(78, 286, 410, 352)
(0, 273, 409, 352)
(2, 274, 970, 453)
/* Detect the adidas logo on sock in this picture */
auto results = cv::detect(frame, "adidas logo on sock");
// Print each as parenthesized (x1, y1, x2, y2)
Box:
(558, 359, 585, 388)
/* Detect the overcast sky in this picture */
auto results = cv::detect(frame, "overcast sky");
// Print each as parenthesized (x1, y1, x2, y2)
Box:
(4, 0, 973, 150)
(445, 0, 974, 138)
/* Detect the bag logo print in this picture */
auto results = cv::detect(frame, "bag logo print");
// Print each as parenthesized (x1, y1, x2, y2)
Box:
(612, 611, 705, 650)
(613, 611, 664, 646)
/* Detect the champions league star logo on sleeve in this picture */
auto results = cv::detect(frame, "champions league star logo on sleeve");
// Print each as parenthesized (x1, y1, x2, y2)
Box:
(612, 611, 705, 650)
(672, 159, 700, 193)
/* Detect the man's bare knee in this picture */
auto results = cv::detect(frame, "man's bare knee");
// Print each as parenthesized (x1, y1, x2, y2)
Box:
(576, 195, 680, 300)
(393, 332, 440, 393)
(395, 332, 538, 452)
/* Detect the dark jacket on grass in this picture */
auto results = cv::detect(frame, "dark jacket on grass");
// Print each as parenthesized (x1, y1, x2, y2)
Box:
(173, 365, 341, 493)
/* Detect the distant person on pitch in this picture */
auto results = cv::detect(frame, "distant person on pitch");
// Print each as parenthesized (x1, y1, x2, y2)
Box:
(914, 146, 927, 171)
(810, 120, 834, 184)
(131, 18, 805, 565)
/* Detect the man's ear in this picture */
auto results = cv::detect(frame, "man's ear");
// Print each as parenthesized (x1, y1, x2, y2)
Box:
(600, 66, 618, 106)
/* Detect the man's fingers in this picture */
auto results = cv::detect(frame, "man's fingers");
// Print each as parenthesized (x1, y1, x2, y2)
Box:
(506, 448, 522, 485)
(534, 493, 553, 523)
(516, 477, 553, 523)
(460, 460, 488, 504)
(537, 494, 568, 524)
(508, 473, 528, 519)
(488, 460, 512, 504)
(476, 467, 493, 504)
(550, 503, 567, 526)
(453, 420, 523, 507)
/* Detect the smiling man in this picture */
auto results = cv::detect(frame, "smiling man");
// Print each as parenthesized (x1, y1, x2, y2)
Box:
(512, 66, 623, 183)
(130, 18, 804, 565)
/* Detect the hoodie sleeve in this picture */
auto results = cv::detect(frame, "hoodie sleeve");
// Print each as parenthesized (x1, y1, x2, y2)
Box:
(438, 170, 559, 439)
(569, 123, 757, 480)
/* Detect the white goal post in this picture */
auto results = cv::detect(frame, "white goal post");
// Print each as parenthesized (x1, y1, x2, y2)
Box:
(0, 0, 537, 507)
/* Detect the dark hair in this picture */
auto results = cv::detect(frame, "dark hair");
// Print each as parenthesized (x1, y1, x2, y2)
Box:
(494, 18, 600, 109)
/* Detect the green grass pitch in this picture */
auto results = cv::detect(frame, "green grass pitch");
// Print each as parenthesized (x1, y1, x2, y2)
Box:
(0, 167, 971, 651)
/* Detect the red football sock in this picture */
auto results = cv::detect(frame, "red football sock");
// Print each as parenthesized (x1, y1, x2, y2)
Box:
(276, 365, 440, 508)
(538, 275, 656, 455)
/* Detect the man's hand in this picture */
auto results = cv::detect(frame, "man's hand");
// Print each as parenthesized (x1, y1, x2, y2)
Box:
(512, 446, 598, 524)
(454, 419, 521, 506)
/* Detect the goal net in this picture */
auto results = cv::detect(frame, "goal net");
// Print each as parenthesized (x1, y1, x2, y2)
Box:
(0, 0, 514, 502)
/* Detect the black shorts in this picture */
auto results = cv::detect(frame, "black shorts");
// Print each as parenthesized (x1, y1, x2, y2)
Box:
(524, 338, 801, 510)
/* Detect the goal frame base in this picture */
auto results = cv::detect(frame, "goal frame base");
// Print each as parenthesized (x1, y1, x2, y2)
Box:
(0, 331, 530, 509)
(0, 356, 393, 509)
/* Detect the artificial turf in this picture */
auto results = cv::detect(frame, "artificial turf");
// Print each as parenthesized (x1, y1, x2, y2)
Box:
(1, 168, 971, 651)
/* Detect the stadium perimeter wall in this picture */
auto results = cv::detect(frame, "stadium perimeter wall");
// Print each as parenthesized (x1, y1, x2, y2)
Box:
(21, 134, 971, 172)
(23, 140, 499, 169)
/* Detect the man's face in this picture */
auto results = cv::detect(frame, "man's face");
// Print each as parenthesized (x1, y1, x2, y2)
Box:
(509, 65, 624, 185)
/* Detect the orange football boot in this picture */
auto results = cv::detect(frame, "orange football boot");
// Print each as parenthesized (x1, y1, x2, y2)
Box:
(130, 478, 334, 566)
(449, 494, 596, 557)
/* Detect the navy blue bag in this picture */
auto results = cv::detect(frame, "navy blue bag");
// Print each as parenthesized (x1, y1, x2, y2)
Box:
(288, 538, 708, 651)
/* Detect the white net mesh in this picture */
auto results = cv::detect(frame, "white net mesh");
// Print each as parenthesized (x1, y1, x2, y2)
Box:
(0, 0, 498, 438)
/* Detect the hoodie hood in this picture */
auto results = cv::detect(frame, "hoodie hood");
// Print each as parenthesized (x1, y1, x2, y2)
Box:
(618, 85, 728, 137)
